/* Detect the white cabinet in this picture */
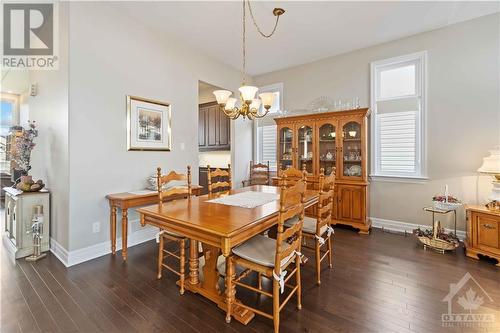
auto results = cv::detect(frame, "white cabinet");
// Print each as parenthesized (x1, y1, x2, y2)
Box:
(3, 187, 50, 259)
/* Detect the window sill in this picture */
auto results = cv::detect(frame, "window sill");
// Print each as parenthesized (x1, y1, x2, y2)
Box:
(369, 174, 429, 184)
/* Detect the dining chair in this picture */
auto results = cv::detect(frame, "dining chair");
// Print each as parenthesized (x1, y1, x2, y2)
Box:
(156, 165, 192, 295)
(242, 161, 270, 187)
(277, 164, 307, 187)
(207, 164, 232, 194)
(226, 176, 306, 333)
(284, 168, 334, 285)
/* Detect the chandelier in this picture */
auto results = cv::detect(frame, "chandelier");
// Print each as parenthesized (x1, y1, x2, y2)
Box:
(213, 0, 285, 120)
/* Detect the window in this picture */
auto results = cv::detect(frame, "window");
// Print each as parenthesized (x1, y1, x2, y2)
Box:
(254, 83, 283, 171)
(0, 94, 20, 175)
(370, 52, 427, 179)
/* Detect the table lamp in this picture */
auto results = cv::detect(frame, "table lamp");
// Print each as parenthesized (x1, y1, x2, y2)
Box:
(478, 146, 500, 210)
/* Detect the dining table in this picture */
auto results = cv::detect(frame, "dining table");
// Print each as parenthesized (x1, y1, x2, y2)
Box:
(137, 185, 318, 325)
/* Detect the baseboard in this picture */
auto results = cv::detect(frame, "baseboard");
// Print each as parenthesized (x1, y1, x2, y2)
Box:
(50, 237, 69, 265)
(50, 222, 157, 267)
(370, 217, 466, 241)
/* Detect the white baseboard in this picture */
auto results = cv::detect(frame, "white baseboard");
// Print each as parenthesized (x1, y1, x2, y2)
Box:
(370, 217, 466, 241)
(50, 221, 157, 267)
(48, 216, 465, 267)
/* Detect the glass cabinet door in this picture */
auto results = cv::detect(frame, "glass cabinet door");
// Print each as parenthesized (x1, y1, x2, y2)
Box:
(318, 123, 337, 176)
(278, 126, 293, 171)
(341, 121, 362, 178)
(297, 124, 314, 175)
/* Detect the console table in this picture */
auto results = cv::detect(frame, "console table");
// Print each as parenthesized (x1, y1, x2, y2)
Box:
(106, 185, 202, 260)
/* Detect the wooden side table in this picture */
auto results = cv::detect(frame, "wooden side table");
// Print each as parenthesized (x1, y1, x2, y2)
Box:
(106, 185, 202, 261)
(465, 205, 500, 267)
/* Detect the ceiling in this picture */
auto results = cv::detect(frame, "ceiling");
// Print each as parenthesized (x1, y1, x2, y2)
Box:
(119, 1, 499, 76)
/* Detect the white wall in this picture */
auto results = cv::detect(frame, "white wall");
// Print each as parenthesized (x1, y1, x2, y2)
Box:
(254, 13, 500, 231)
(27, 3, 70, 249)
(67, 2, 251, 251)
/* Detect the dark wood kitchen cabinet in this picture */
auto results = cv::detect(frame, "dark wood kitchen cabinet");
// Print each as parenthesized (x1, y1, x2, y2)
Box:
(199, 102, 230, 151)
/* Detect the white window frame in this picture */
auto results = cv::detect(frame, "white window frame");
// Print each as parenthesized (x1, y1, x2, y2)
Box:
(253, 82, 283, 171)
(370, 51, 428, 182)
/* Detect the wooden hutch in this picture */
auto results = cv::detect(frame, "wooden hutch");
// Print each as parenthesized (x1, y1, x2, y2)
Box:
(273, 108, 371, 234)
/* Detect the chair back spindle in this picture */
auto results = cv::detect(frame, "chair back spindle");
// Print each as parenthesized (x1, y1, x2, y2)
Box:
(156, 166, 192, 205)
(207, 164, 232, 195)
(275, 176, 306, 276)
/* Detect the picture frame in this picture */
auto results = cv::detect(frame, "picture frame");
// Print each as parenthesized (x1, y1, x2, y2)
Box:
(126, 95, 172, 151)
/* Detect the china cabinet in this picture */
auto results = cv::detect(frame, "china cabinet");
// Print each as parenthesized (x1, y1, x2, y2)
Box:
(273, 108, 371, 234)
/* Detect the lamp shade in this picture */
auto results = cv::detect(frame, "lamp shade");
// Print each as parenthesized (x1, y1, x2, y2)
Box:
(259, 92, 275, 109)
(224, 97, 237, 110)
(478, 147, 500, 174)
(238, 85, 258, 102)
(249, 99, 261, 110)
(213, 90, 232, 105)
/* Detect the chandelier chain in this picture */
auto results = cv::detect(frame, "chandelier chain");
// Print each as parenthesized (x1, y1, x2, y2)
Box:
(247, 0, 281, 38)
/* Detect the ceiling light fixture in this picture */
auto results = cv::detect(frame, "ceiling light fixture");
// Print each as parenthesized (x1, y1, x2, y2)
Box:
(213, 0, 285, 120)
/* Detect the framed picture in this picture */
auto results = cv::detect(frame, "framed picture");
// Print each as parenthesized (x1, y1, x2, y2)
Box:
(126, 95, 172, 151)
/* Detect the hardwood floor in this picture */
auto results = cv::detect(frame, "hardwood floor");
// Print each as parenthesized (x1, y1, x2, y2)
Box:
(2, 227, 499, 333)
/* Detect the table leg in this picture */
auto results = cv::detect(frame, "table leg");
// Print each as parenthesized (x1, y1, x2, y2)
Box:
(110, 205, 117, 254)
(121, 209, 128, 261)
(189, 239, 200, 285)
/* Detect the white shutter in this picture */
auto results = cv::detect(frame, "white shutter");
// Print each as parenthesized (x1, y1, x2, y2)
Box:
(378, 111, 417, 173)
(258, 125, 277, 169)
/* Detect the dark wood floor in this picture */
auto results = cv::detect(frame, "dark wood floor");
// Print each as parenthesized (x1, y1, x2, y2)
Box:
(2, 227, 499, 333)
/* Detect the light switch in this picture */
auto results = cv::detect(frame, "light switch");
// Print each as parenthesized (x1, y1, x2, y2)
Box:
(180, 142, 185, 151)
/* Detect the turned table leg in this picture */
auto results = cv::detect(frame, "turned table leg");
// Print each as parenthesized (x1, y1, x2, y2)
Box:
(121, 209, 128, 261)
(189, 239, 200, 285)
(110, 205, 117, 254)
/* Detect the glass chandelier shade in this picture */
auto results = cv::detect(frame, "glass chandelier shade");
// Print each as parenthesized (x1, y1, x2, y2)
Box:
(238, 85, 259, 102)
(213, 90, 232, 106)
(259, 92, 275, 110)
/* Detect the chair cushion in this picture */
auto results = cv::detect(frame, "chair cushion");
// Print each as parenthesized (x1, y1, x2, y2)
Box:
(232, 235, 295, 268)
(284, 216, 327, 235)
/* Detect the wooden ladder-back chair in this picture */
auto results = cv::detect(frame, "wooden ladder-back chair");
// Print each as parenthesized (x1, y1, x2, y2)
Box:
(156, 166, 192, 294)
(226, 176, 306, 333)
(284, 167, 335, 285)
(242, 161, 270, 187)
(207, 164, 232, 194)
(277, 164, 307, 188)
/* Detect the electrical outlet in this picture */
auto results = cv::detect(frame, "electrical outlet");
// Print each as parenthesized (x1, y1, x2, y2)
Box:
(92, 222, 100, 233)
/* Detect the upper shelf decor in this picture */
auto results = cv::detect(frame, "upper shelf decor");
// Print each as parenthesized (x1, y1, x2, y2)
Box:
(213, 0, 285, 120)
(127, 95, 171, 151)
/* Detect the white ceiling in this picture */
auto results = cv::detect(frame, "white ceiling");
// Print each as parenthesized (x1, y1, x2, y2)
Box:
(119, 1, 499, 75)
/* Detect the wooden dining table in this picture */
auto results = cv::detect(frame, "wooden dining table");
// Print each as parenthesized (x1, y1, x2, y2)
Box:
(137, 185, 318, 325)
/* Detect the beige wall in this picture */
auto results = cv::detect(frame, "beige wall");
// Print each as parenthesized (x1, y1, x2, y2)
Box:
(25, 3, 70, 249)
(254, 13, 500, 230)
(68, 2, 251, 252)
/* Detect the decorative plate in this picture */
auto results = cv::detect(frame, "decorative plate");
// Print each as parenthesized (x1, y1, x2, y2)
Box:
(347, 165, 362, 177)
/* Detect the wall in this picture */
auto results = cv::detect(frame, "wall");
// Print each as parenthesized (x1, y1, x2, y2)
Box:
(68, 2, 251, 252)
(26, 3, 70, 249)
(254, 13, 500, 231)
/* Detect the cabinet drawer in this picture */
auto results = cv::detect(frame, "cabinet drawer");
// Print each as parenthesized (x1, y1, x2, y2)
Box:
(474, 213, 499, 251)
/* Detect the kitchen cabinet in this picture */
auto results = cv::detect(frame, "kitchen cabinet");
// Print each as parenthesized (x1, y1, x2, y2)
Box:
(199, 102, 230, 151)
